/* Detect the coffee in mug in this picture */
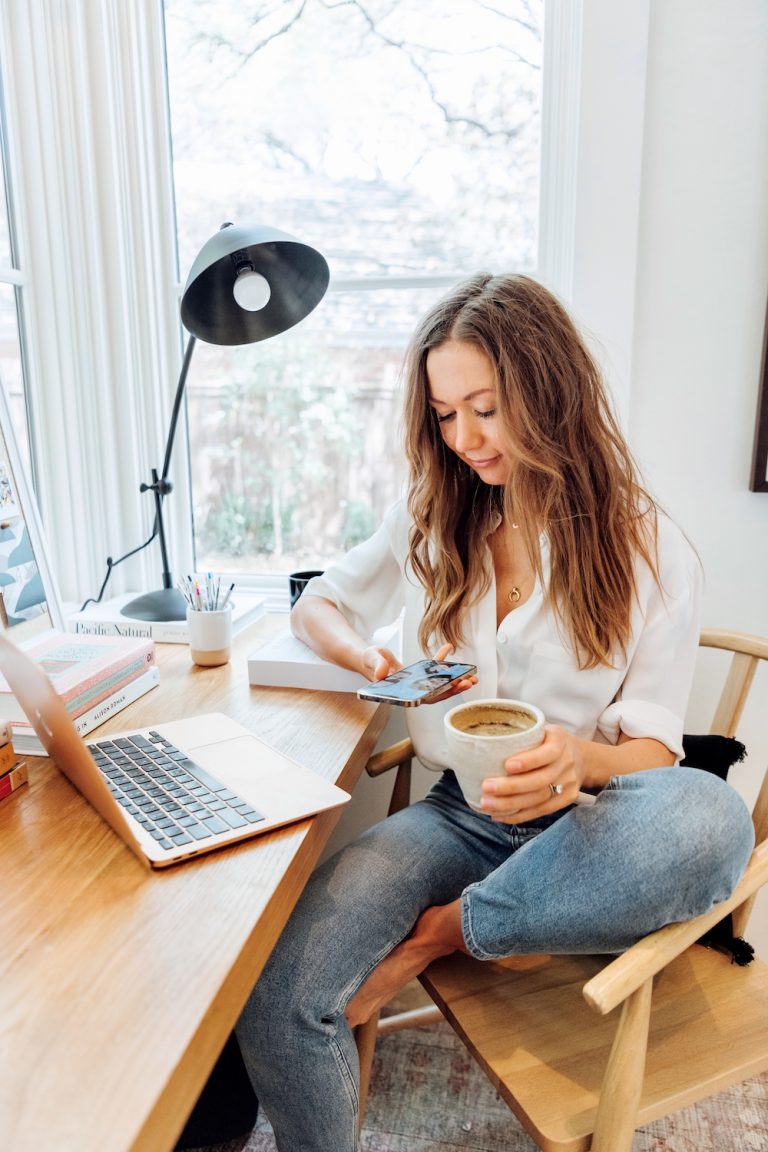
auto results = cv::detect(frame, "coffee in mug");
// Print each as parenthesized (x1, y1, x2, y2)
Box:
(443, 698, 545, 811)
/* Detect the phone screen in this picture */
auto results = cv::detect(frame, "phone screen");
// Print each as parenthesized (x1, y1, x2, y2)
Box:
(356, 659, 477, 706)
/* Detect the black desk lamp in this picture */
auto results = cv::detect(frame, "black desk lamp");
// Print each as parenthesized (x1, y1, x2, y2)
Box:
(108, 222, 329, 622)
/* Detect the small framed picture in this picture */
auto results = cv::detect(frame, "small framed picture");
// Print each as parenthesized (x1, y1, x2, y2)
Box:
(0, 382, 65, 639)
(750, 296, 768, 493)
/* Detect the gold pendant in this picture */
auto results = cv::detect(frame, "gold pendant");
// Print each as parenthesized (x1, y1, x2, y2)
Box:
(508, 586, 521, 604)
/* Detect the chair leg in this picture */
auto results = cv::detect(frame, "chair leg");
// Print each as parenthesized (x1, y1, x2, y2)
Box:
(356, 749, 420, 1131)
(387, 759, 412, 816)
(377, 1004, 443, 1035)
(355, 1011, 380, 1131)
(590, 976, 652, 1152)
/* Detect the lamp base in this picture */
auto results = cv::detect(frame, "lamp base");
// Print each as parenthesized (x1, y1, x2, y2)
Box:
(120, 588, 187, 622)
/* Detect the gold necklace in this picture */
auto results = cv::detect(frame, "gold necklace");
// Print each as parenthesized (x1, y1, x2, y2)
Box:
(507, 524, 522, 604)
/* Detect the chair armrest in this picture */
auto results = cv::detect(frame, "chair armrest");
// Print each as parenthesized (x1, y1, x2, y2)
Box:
(365, 739, 415, 778)
(583, 839, 768, 1016)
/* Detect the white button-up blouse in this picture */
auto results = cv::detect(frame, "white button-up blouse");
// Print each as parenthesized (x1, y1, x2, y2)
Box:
(303, 500, 702, 773)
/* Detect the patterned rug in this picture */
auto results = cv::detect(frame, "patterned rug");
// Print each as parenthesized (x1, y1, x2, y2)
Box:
(188, 1020, 768, 1152)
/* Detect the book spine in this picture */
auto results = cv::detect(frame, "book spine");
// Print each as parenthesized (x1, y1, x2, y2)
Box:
(73, 619, 154, 639)
(54, 656, 154, 717)
(0, 740, 18, 775)
(11, 666, 160, 753)
(73, 666, 160, 735)
(71, 597, 267, 643)
(73, 618, 191, 643)
(0, 720, 11, 747)
(0, 761, 28, 800)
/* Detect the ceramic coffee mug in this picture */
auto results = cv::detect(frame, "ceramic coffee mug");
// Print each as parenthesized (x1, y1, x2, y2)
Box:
(443, 698, 546, 811)
(186, 604, 233, 667)
(288, 570, 324, 608)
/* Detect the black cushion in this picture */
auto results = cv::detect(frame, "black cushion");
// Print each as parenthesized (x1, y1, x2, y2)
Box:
(680, 733, 746, 779)
(680, 733, 754, 966)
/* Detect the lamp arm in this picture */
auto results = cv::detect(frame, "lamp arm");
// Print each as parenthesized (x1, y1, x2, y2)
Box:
(160, 334, 197, 482)
(79, 333, 197, 611)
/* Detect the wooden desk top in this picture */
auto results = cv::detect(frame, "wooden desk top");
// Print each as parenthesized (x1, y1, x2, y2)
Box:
(0, 619, 386, 1152)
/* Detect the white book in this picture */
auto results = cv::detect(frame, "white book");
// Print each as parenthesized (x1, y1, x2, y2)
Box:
(248, 618, 403, 693)
(67, 591, 267, 644)
(11, 665, 161, 755)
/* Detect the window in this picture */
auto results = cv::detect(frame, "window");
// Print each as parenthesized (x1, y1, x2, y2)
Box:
(163, 0, 544, 576)
(0, 83, 32, 480)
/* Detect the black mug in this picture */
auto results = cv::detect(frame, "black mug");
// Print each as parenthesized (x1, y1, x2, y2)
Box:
(288, 570, 324, 608)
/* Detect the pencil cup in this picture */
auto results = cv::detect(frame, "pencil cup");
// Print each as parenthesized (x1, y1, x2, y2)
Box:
(186, 605, 233, 667)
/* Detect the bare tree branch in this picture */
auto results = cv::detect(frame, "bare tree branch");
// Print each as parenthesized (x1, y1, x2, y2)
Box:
(208, 0, 539, 136)
(319, 0, 529, 141)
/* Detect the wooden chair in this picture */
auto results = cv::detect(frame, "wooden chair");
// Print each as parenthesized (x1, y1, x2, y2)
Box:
(355, 628, 768, 1151)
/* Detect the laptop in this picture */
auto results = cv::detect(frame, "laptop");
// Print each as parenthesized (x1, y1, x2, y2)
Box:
(0, 629, 350, 869)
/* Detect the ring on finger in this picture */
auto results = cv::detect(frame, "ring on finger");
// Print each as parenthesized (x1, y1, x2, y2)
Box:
(549, 783, 564, 797)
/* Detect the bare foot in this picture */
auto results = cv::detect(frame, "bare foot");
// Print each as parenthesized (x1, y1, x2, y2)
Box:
(345, 901, 465, 1027)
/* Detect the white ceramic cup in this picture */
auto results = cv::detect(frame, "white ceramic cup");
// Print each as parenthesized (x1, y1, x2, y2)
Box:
(186, 604, 233, 667)
(443, 698, 546, 811)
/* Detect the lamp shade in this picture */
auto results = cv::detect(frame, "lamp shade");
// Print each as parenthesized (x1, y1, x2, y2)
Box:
(180, 222, 330, 346)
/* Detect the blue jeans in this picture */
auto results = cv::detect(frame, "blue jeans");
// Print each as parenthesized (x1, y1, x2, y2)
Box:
(236, 767, 753, 1152)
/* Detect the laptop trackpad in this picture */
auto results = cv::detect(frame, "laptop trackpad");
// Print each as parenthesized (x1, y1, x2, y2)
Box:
(188, 734, 348, 817)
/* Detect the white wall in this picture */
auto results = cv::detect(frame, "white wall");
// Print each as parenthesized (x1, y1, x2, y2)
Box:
(326, 0, 768, 956)
(631, 0, 768, 956)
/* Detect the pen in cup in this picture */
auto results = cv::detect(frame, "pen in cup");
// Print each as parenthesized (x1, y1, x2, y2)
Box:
(177, 575, 234, 613)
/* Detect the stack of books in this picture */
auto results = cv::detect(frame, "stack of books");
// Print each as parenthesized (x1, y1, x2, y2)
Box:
(0, 720, 27, 802)
(1, 630, 160, 755)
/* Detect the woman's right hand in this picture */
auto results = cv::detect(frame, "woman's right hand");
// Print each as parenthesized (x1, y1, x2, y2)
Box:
(359, 646, 402, 682)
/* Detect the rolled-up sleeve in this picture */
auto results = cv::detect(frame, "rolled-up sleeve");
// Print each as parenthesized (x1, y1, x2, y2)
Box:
(596, 517, 703, 760)
(301, 502, 407, 641)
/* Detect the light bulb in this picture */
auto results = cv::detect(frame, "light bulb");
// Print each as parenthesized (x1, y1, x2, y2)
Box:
(233, 268, 271, 311)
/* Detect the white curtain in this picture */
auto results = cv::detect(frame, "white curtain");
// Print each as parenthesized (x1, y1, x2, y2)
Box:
(0, 0, 192, 604)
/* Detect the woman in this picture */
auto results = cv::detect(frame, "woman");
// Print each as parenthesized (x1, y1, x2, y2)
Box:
(236, 274, 753, 1151)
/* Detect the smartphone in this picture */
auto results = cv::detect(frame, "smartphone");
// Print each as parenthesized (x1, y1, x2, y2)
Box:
(356, 659, 477, 706)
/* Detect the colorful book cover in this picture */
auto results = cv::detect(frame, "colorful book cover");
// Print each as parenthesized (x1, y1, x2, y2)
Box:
(0, 760, 27, 801)
(0, 740, 18, 776)
(0, 630, 155, 722)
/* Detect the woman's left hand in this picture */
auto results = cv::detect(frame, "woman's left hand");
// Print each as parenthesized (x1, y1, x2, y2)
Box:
(478, 725, 586, 823)
(423, 642, 479, 704)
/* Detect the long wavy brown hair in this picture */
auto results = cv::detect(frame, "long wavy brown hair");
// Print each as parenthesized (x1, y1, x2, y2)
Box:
(402, 273, 659, 669)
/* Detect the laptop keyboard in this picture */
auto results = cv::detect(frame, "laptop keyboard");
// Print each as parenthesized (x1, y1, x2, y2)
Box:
(89, 730, 265, 852)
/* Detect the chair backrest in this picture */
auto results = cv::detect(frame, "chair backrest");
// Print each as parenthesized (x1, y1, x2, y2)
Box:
(700, 628, 768, 829)
(695, 629, 768, 937)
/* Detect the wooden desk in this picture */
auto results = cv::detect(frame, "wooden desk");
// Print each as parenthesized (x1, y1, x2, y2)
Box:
(0, 620, 387, 1152)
